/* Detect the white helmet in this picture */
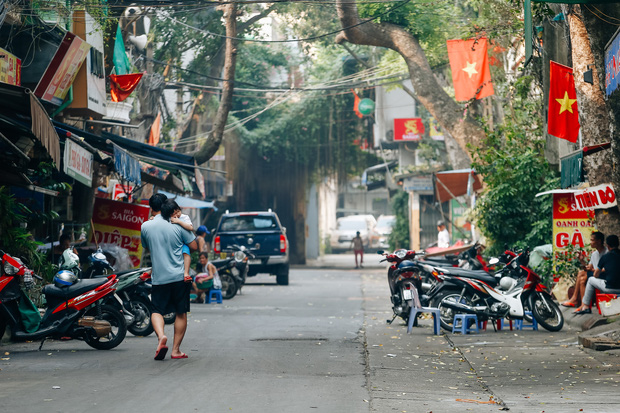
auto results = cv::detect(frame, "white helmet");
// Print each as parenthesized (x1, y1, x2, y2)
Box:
(59, 249, 80, 271)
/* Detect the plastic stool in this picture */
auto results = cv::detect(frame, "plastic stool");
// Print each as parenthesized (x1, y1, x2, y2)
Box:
(514, 311, 538, 330)
(496, 318, 514, 331)
(206, 289, 223, 304)
(408, 306, 441, 335)
(452, 314, 479, 334)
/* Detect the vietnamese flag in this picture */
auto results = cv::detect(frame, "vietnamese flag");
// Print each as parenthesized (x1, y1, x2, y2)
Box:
(548, 61, 580, 143)
(110, 73, 144, 102)
(447, 38, 494, 101)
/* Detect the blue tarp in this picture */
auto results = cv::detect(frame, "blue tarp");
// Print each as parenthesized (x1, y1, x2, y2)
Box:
(113, 145, 141, 185)
(158, 190, 217, 210)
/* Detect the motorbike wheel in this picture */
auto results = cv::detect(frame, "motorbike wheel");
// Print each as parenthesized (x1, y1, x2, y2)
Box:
(530, 293, 564, 332)
(127, 297, 155, 337)
(220, 273, 238, 300)
(84, 304, 127, 350)
(435, 292, 474, 331)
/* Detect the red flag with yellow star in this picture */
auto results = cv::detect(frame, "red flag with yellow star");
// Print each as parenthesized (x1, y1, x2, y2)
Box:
(447, 38, 494, 101)
(548, 61, 580, 143)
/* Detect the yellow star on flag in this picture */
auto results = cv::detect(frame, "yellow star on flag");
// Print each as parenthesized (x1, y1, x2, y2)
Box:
(462, 61, 478, 78)
(555, 91, 577, 114)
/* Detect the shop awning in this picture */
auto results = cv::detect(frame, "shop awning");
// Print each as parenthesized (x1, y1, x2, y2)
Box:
(0, 84, 60, 170)
(434, 169, 483, 202)
(158, 190, 217, 210)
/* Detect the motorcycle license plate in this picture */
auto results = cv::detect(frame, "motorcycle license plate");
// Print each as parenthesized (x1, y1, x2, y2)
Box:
(402, 289, 412, 300)
(249, 259, 261, 265)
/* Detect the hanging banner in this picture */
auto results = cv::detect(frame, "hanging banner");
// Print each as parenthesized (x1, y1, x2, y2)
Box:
(394, 118, 425, 141)
(63, 139, 93, 187)
(90, 198, 150, 268)
(606, 28, 620, 96)
(552, 193, 594, 257)
(34, 31, 91, 105)
(0, 47, 21, 86)
(574, 183, 617, 211)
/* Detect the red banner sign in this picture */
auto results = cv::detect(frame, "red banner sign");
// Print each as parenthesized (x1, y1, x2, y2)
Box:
(553, 192, 594, 253)
(394, 118, 425, 141)
(574, 183, 617, 211)
(90, 198, 150, 267)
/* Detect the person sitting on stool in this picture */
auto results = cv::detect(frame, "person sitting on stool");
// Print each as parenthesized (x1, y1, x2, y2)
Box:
(575, 235, 620, 315)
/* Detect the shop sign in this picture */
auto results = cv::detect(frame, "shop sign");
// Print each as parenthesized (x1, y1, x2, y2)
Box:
(63, 139, 93, 187)
(605, 28, 620, 96)
(0, 47, 21, 86)
(403, 176, 433, 192)
(90, 198, 149, 268)
(109, 179, 135, 202)
(394, 118, 425, 141)
(574, 183, 617, 211)
(34, 31, 90, 105)
(552, 193, 594, 257)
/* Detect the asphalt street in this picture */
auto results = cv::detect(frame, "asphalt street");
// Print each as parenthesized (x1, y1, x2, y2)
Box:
(0, 254, 618, 413)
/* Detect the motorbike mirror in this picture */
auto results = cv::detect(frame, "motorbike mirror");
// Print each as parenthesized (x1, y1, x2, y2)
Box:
(488, 257, 499, 265)
(376, 250, 384, 255)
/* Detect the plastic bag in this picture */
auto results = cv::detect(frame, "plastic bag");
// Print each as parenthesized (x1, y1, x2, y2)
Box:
(213, 273, 222, 290)
(99, 244, 132, 271)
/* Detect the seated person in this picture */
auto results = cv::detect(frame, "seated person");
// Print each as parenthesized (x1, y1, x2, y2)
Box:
(562, 231, 606, 308)
(575, 235, 620, 315)
(191, 252, 217, 303)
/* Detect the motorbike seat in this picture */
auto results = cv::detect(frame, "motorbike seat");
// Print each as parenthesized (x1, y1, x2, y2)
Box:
(43, 278, 108, 299)
(445, 268, 498, 285)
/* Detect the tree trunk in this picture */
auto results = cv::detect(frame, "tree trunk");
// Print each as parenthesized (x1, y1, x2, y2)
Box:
(568, 5, 620, 235)
(335, 1, 486, 162)
(194, 2, 238, 164)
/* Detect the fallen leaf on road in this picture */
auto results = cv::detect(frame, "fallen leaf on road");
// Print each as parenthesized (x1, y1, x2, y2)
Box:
(455, 399, 497, 405)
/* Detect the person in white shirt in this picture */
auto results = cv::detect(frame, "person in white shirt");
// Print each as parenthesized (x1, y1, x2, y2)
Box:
(562, 231, 606, 308)
(437, 221, 450, 249)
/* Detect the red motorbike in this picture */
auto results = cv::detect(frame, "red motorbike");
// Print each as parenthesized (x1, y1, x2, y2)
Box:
(0, 249, 127, 350)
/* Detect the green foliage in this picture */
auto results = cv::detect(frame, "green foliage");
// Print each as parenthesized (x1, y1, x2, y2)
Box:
(471, 80, 558, 255)
(0, 187, 55, 282)
(389, 190, 410, 251)
(536, 243, 585, 287)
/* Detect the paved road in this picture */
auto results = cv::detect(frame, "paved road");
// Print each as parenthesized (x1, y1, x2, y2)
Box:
(1, 263, 619, 412)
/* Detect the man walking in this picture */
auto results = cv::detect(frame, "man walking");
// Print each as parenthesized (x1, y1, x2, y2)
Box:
(142, 196, 197, 360)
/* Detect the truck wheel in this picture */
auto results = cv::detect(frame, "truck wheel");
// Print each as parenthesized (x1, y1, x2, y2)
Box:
(276, 265, 289, 286)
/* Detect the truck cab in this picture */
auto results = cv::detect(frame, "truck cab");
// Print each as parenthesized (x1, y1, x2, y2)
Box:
(212, 211, 289, 285)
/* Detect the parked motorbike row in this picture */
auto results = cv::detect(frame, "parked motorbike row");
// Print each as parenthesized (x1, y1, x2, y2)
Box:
(380, 243, 564, 332)
(0, 245, 254, 351)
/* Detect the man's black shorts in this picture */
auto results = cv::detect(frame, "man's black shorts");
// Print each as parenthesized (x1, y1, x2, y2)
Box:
(151, 280, 191, 315)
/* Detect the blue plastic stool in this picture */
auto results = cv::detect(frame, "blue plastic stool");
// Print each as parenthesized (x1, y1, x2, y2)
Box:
(514, 311, 538, 330)
(206, 289, 223, 304)
(407, 306, 441, 335)
(406, 287, 441, 335)
(452, 314, 479, 334)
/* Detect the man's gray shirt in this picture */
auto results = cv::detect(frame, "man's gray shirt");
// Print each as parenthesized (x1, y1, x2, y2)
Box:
(141, 214, 196, 285)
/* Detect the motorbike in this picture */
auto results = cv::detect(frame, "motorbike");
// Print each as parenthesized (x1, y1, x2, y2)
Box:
(213, 245, 255, 300)
(379, 249, 440, 326)
(0, 249, 127, 350)
(434, 248, 564, 332)
(80, 248, 156, 337)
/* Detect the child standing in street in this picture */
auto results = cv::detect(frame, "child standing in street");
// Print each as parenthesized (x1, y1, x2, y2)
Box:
(350, 231, 364, 269)
(170, 206, 194, 281)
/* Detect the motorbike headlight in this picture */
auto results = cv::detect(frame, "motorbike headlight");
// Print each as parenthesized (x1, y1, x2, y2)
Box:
(395, 249, 407, 259)
(3, 261, 18, 275)
(234, 250, 245, 262)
